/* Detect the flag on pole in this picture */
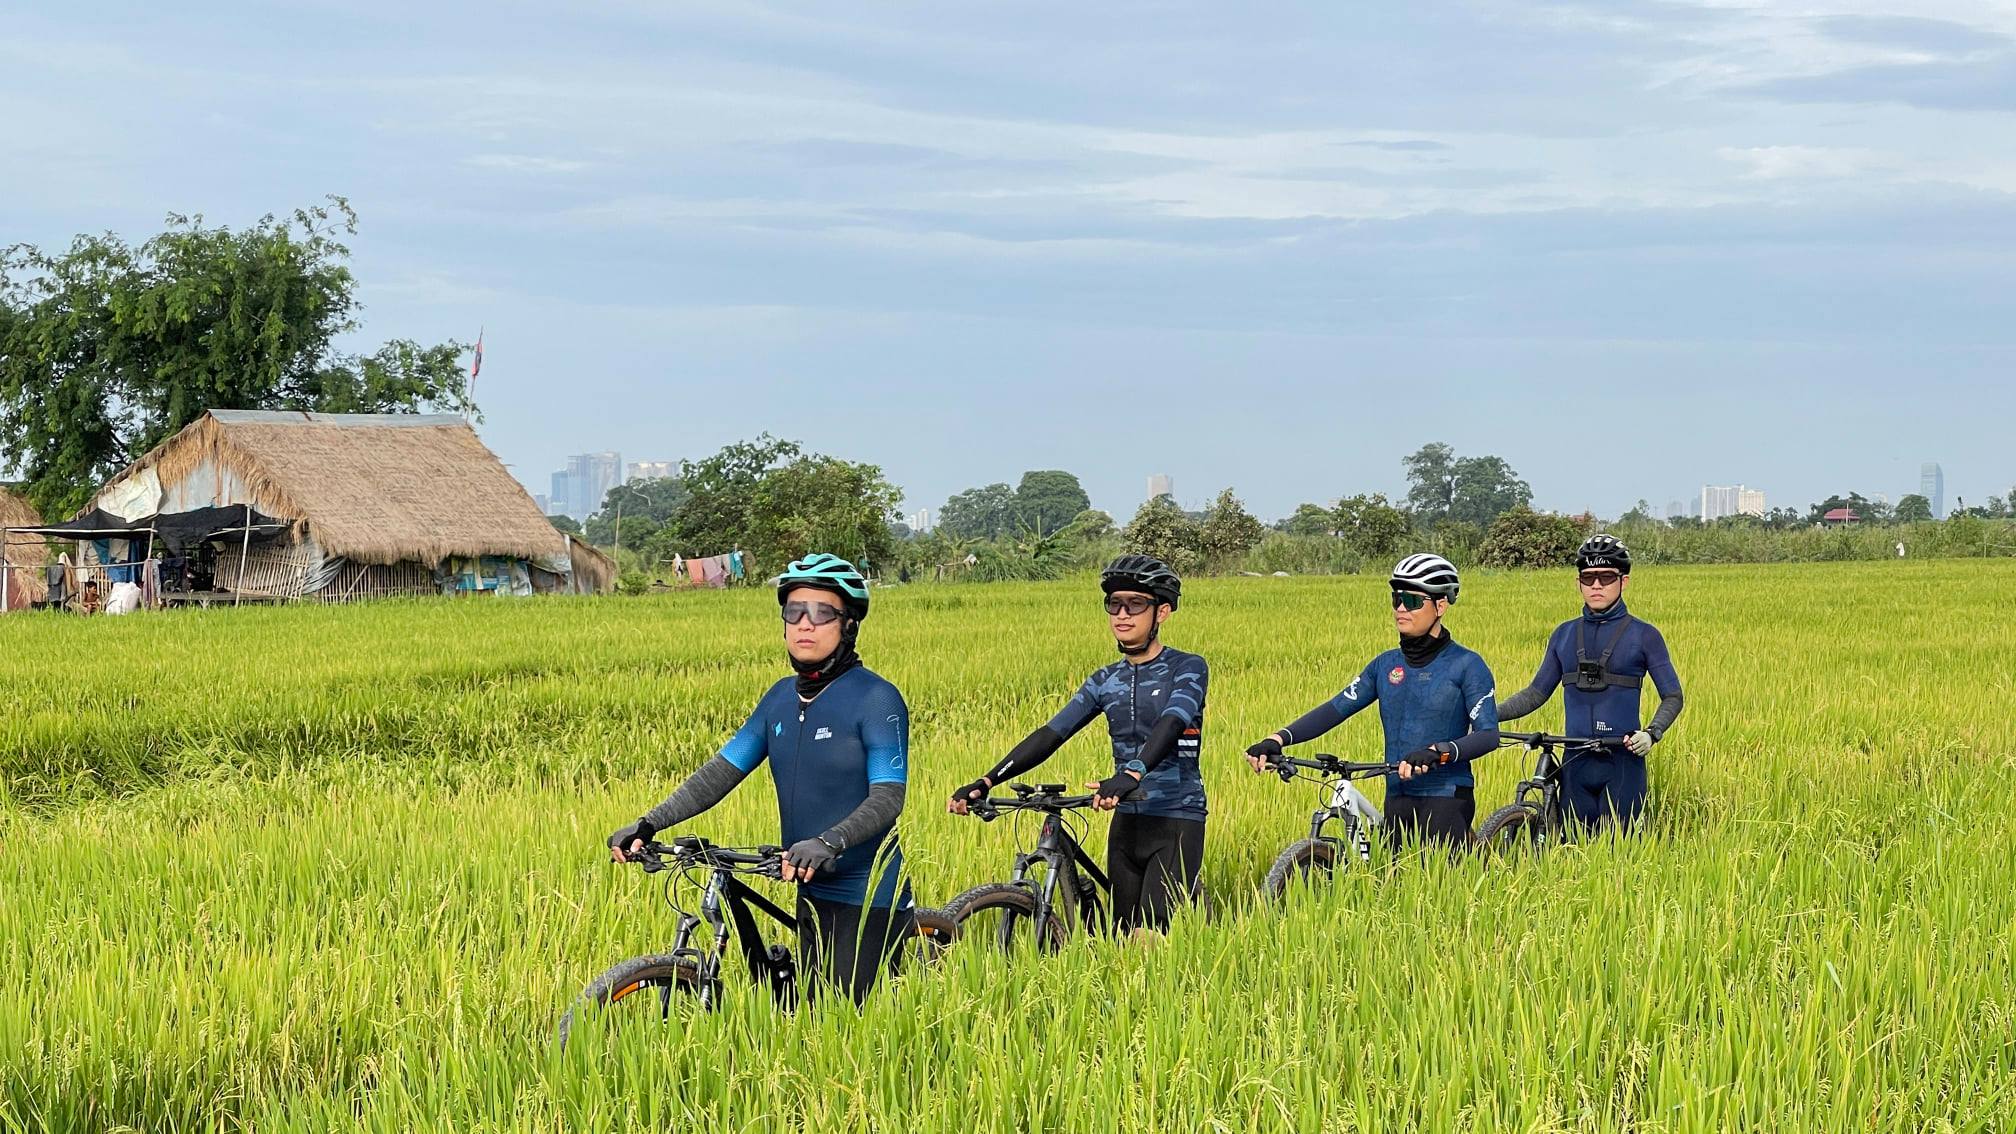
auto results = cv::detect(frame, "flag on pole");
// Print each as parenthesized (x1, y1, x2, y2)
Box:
(470, 327, 484, 381)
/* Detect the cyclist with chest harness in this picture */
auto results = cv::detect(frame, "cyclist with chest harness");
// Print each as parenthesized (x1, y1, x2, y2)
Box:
(1245, 554, 1501, 850)
(1496, 534, 1684, 831)
(949, 555, 1208, 936)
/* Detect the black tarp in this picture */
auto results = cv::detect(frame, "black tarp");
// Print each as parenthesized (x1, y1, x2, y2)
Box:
(5, 505, 290, 552)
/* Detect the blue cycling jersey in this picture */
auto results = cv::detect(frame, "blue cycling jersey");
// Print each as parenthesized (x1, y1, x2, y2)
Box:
(1046, 647, 1210, 822)
(1523, 601, 1682, 740)
(719, 666, 910, 908)
(1280, 639, 1499, 799)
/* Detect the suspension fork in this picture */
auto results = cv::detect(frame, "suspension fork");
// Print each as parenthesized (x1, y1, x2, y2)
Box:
(696, 872, 734, 1010)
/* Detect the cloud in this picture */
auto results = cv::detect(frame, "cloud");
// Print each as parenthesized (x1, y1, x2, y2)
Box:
(1818, 15, 2010, 55)
(1742, 55, 2016, 111)
(463, 153, 589, 174)
(1717, 145, 1887, 180)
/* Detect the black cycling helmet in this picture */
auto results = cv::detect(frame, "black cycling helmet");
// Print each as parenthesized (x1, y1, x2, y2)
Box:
(1575, 534, 1631, 573)
(1101, 554, 1182, 610)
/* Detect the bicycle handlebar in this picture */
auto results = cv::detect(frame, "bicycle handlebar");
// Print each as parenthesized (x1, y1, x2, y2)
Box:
(964, 781, 1126, 822)
(1265, 753, 1391, 782)
(1497, 732, 1629, 750)
(624, 836, 785, 877)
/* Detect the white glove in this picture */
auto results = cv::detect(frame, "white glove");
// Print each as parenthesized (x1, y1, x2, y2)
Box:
(1624, 730, 1654, 756)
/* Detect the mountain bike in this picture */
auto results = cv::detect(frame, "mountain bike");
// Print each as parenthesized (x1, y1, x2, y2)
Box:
(1474, 732, 1630, 853)
(946, 782, 1209, 950)
(1258, 753, 1392, 899)
(557, 835, 956, 1046)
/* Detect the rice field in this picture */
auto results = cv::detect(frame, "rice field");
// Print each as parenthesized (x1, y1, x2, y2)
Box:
(2, 561, 2012, 1132)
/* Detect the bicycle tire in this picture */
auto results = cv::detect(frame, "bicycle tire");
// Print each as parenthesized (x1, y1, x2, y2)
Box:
(1475, 802, 1547, 856)
(556, 953, 706, 1049)
(946, 882, 1070, 953)
(907, 907, 959, 965)
(1262, 838, 1339, 901)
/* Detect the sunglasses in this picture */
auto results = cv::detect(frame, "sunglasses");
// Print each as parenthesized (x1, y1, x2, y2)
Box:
(1105, 594, 1157, 616)
(1391, 590, 1435, 612)
(781, 600, 847, 627)
(1578, 571, 1623, 588)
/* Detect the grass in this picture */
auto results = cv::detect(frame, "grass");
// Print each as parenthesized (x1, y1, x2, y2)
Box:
(2, 561, 2012, 1132)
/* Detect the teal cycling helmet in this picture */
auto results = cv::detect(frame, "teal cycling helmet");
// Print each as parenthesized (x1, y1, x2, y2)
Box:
(776, 553, 870, 621)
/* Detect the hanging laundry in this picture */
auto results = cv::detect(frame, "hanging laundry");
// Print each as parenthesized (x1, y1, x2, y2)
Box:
(728, 550, 746, 581)
(688, 558, 707, 586)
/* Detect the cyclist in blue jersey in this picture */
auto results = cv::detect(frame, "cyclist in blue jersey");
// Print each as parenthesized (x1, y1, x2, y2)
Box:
(948, 555, 1208, 935)
(609, 554, 912, 1002)
(1496, 534, 1683, 832)
(1245, 554, 1500, 849)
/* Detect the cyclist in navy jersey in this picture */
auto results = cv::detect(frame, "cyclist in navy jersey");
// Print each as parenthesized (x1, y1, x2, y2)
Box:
(1496, 534, 1683, 831)
(610, 554, 912, 1002)
(1246, 554, 1500, 849)
(949, 555, 1208, 935)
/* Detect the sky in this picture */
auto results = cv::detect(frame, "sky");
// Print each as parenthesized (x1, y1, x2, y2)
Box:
(5, 1, 2015, 521)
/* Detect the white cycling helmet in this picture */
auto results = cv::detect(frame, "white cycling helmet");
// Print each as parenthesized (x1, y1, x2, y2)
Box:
(1389, 553, 1461, 604)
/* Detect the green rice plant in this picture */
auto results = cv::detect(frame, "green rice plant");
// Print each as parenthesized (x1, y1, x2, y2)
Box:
(2, 562, 2011, 1132)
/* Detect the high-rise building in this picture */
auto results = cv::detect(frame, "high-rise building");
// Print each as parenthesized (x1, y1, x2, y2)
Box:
(549, 471, 572, 517)
(626, 460, 676, 483)
(905, 508, 933, 534)
(1701, 484, 1766, 522)
(533, 493, 550, 515)
(1147, 474, 1174, 501)
(565, 452, 622, 518)
(1665, 500, 1686, 522)
(1920, 462, 1945, 519)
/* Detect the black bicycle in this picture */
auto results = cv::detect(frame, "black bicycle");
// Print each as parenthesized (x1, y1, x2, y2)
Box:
(1258, 754, 1393, 899)
(946, 783, 1209, 950)
(558, 836, 956, 1046)
(1474, 732, 1630, 853)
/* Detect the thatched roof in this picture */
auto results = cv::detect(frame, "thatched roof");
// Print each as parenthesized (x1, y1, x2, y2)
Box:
(2, 485, 48, 602)
(568, 535, 617, 594)
(91, 411, 568, 567)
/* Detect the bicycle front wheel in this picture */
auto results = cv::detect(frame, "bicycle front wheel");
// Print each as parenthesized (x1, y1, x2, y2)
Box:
(1262, 838, 1339, 902)
(906, 907, 959, 966)
(946, 883, 1070, 953)
(1475, 802, 1548, 857)
(557, 953, 709, 1049)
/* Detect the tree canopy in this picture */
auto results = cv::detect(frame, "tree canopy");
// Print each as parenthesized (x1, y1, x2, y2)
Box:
(0, 198, 472, 515)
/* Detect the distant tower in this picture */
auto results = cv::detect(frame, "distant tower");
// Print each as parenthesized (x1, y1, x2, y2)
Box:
(1921, 462, 1945, 519)
(1147, 473, 1174, 502)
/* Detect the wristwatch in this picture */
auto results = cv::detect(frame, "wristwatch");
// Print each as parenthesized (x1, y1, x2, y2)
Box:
(1121, 759, 1148, 777)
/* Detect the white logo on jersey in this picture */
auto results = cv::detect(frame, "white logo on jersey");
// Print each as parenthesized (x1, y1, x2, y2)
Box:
(1470, 689, 1495, 721)
(814, 726, 833, 740)
(1342, 677, 1364, 702)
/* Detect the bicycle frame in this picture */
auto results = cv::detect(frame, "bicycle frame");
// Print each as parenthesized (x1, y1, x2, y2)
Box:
(1307, 775, 1384, 867)
(642, 842, 798, 1009)
(1009, 807, 1113, 937)
(1497, 733, 1625, 845)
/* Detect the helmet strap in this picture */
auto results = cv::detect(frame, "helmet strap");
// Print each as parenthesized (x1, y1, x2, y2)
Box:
(1115, 609, 1164, 657)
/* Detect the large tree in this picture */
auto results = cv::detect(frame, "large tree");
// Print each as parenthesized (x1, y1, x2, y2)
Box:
(669, 434, 801, 554)
(746, 454, 903, 572)
(584, 475, 688, 547)
(1121, 494, 1202, 574)
(1894, 494, 1933, 524)
(1332, 493, 1410, 559)
(1401, 443, 1532, 529)
(0, 198, 472, 515)
(1012, 469, 1091, 535)
(938, 482, 1017, 540)
(1198, 488, 1265, 563)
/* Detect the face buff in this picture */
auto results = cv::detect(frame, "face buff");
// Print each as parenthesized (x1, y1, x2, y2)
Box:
(793, 616, 862, 698)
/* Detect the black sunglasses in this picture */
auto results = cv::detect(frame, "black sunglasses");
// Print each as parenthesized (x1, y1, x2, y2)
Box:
(781, 600, 847, 627)
(1105, 594, 1156, 616)
(1578, 571, 1623, 587)
(1391, 590, 1434, 612)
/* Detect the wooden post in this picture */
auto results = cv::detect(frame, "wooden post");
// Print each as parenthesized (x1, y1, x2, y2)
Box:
(235, 503, 252, 607)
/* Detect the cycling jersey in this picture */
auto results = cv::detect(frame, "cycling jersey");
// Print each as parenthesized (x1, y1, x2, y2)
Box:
(1279, 638, 1499, 799)
(720, 666, 910, 908)
(1504, 601, 1682, 740)
(1045, 647, 1209, 822)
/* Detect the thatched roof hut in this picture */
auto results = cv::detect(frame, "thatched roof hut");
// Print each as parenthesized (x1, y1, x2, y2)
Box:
(73, 410, 611, 600)
(1, 485, 47, 607)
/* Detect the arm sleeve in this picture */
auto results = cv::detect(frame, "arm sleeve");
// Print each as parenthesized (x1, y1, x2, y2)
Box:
(1279, 660, 1380, 745)
(986, 725, 1067, 783)
(1497, 630, 1565, 722)
(643, 755, 751, 831)
(859, 682, 909, 786)
(1043, 675, 1105, 740)
(1642, 627, 1684, 740)
(820, 783, 905, 852)
(1444, 658, 1501, 761)
(1135, 714, 1187, 774)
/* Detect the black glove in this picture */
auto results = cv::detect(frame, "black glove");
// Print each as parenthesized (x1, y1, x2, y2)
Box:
(784, 835, 839, 877)
(950, 778, 992, 807)
(1246, 738, 1284, 766)
(1400, 744, 1449, 770)
(608, 816, 657, 855)
(1092, 773, 1142, 804)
